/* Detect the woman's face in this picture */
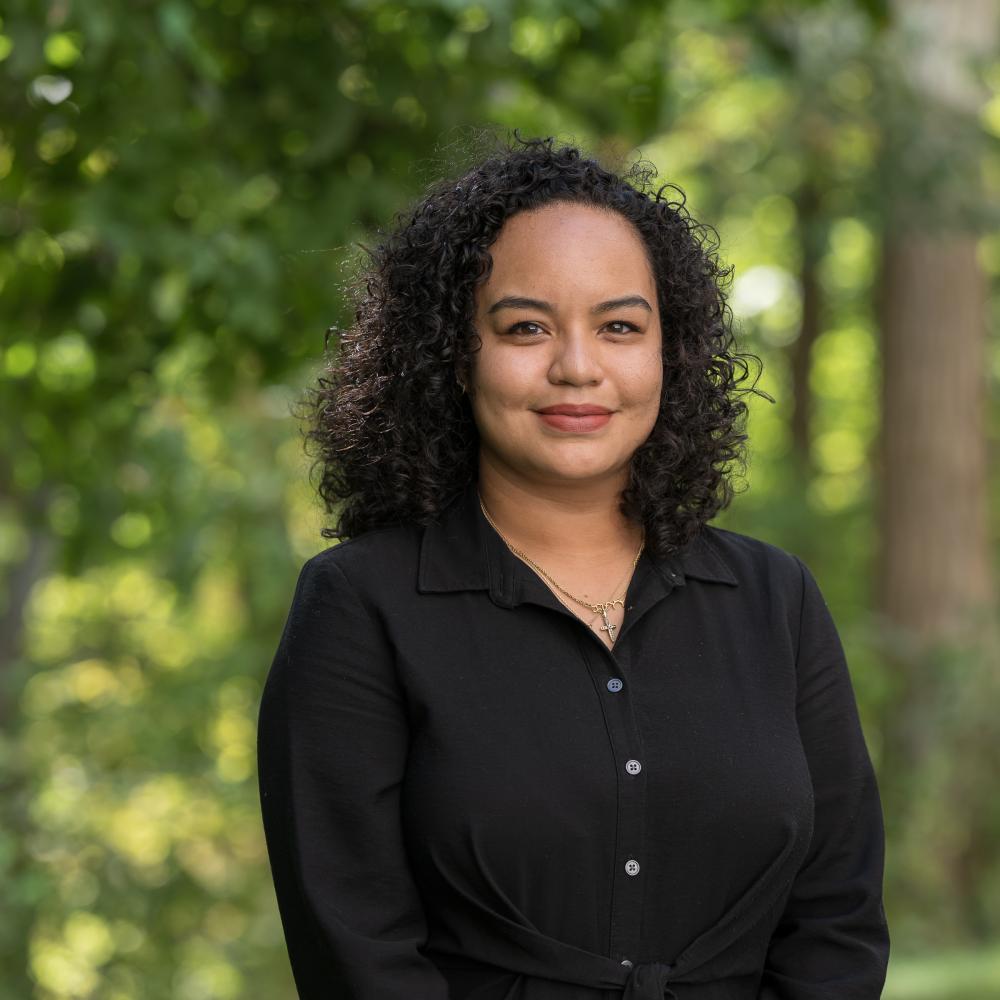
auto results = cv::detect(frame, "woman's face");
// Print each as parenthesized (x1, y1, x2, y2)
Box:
(468, 201, 664, 488)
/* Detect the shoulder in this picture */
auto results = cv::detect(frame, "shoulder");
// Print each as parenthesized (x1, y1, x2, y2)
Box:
(295, 521, 424, 605)
(700, 524, 807, 598)
(700, 526, 832, 657)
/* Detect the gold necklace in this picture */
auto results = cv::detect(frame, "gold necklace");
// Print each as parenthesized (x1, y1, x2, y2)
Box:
(478, 494, 644, 646)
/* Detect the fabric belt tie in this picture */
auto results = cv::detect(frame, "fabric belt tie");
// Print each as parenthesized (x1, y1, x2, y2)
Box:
(427, 830, 808, 997)
(622, 961, 678, 1000)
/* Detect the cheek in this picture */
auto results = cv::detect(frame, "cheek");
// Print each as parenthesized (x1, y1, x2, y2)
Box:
(472, 348, 538, 406)
(622, 355, 663, 410)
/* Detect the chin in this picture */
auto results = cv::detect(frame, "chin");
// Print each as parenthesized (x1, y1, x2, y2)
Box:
(529, 455, 625, 483)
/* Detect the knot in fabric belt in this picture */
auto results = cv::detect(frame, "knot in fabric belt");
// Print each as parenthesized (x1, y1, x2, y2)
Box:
(425, 833, 806, 998)
(622, 961, 679, 1000)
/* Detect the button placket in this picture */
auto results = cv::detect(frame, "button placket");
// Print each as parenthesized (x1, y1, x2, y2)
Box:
(576, 636, 648, 962)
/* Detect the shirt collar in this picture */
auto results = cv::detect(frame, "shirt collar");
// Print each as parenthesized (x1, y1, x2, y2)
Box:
(417, 480, 738, 607)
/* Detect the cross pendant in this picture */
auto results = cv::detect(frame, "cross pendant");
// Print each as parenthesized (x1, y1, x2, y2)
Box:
(599, 607, 617, 644)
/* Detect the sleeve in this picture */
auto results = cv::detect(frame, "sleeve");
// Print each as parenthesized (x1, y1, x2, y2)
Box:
(757, 556, 890, 1000)
(256, 554, 450, 1000)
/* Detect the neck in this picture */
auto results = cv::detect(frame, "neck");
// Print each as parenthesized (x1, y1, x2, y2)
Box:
(476, 460, 643, 567)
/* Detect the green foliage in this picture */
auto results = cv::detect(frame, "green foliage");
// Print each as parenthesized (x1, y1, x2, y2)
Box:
(1, 0, 998, 995)
(884, 945, 1000, 1000)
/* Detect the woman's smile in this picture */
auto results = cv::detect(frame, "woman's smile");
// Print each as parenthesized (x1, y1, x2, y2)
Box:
(535, 411, 614, 433)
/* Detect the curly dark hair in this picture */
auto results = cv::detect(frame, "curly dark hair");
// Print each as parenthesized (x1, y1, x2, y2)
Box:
(299, 129, 769, 561)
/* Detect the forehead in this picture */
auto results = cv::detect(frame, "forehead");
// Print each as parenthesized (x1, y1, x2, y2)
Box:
(481, 202, 656, 300)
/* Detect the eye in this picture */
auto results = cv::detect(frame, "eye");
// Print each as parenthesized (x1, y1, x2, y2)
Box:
(506, 321, 546, 336)
(606, 320, 640, 334)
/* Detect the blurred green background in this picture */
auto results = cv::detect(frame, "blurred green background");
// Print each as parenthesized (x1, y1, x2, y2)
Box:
(2, 0, 999, 997)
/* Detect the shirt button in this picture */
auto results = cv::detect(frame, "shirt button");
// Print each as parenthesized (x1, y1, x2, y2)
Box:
(625, 759, 642, 775)
(625, 859, 640, 876)
(607, 677, 623, 692)
(621, 958, 634, 968)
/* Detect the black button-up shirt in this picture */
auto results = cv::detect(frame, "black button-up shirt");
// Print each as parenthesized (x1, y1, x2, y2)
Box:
(257, 481, 889, 999)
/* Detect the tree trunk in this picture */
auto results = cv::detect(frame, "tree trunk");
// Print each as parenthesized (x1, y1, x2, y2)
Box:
(876, 0, 998, 937)
(878, 231, 993, 644)
(790, 177, 823, 469)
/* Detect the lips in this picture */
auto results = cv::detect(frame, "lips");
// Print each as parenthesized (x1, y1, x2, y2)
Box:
(535, 405, 614, 433)
(535, 405, 613, 416)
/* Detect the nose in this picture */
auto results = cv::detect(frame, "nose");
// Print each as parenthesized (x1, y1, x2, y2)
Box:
(547, 326, 603, 386)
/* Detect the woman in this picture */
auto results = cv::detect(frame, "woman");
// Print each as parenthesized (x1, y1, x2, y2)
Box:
(256, 133, 890, 999)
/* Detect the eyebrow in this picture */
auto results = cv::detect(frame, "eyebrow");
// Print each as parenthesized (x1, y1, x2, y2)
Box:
(486, 294, 653, 316)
